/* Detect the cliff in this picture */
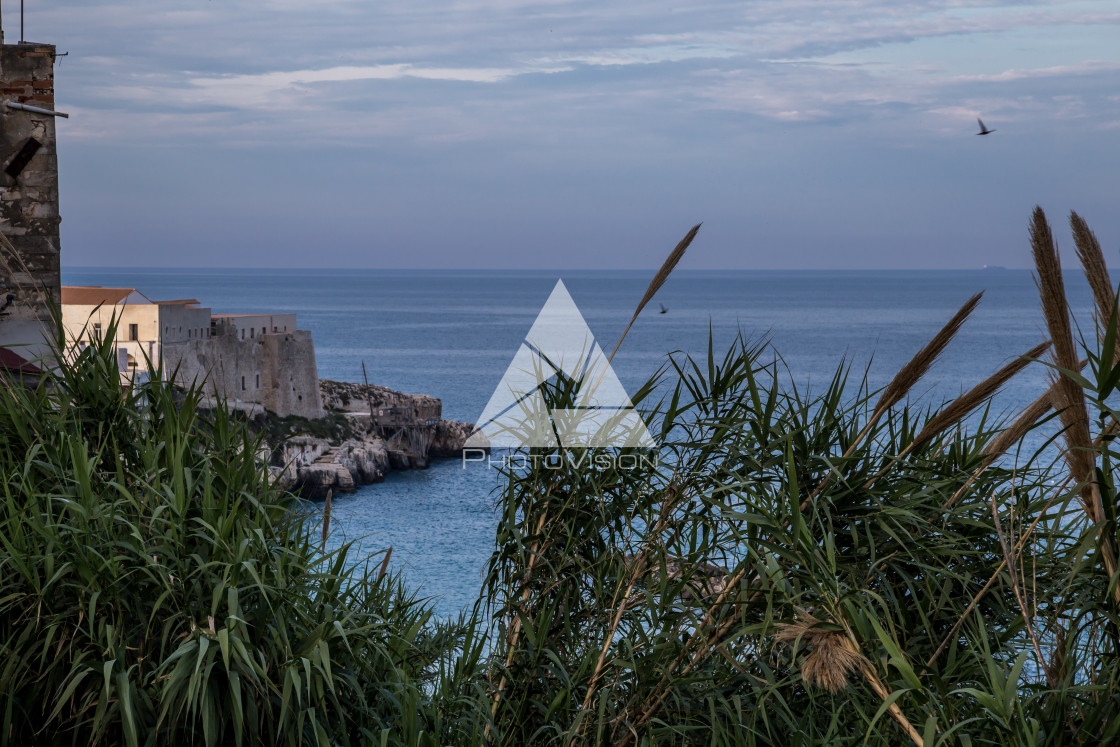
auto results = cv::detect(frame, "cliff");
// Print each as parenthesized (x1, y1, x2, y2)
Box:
(320, 378, 441, 418)
(254, 378, 481, 500)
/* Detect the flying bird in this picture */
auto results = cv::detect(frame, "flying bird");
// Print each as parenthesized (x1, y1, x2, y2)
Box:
(659, 303, 668, 314)
(976, 118, 995, 135)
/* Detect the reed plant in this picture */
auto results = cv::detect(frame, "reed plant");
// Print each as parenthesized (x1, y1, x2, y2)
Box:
(0, 313, 487, 746)
(480, 209, 1120, 745)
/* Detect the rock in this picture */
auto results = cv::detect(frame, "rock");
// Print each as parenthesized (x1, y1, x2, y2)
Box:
(429, 419, 484, 458)
(320, 379, 441, 419)
(298, 463, 353, 500)
(335, 438, 390, 483)
(283, 435, 392, 499)
(256, 380, 480, 497)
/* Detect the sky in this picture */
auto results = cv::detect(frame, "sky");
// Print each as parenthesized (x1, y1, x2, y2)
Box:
(17, 0, 1120, 269)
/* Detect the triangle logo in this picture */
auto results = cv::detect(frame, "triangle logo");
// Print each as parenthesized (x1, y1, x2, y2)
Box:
(471, 280, 655, 449)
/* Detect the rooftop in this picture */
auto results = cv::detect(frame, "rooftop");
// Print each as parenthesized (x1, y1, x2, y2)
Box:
(0, 347, 42, 375)
(61, 286, 152, 306)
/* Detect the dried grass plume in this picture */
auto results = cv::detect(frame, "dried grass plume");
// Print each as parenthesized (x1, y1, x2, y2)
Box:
(874, 292, 983, 417)
(774, 611, 869, 693)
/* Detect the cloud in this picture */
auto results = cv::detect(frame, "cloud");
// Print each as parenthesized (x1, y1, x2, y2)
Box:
(182, 64, 570, 109)
(35, 1, 1120, 160)
(950, 59, 1120, 82)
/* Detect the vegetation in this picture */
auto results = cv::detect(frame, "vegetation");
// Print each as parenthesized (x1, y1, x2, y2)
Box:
(4, 207, 1120, 745)
(0, 317, 486, 745)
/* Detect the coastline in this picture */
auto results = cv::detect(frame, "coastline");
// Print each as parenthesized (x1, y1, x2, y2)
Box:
(209, 378, 481, 500)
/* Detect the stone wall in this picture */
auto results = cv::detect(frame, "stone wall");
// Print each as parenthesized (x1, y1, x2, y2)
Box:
(163, 326, 324, 419)
(262, 330, 324, 419)
(0, 35, 61, 358)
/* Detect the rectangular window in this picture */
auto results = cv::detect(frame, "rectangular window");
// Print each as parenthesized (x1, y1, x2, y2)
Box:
(241, 376, 246, 391)
(255, 373, 260, 388)
(128, 324, 139, 341)
(93, 323, 102, 339)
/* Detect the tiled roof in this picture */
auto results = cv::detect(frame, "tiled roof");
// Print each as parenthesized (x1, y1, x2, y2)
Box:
(61, 286, 142, 305)
(0, 347, 42, 374)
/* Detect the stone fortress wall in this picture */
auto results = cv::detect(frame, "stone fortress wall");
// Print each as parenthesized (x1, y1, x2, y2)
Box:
(162, 318, 324, 420)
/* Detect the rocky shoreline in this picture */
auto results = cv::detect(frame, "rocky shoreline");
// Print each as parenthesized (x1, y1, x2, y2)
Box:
(249, 379, 482, 500)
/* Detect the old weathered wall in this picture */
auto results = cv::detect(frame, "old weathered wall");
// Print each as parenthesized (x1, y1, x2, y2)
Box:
(163, 332, 263, 406)
(262, 330, 324, 419)
(0, 41, 60, 318)
(163, 327, 323, 419)
(0, 38, 61, 359)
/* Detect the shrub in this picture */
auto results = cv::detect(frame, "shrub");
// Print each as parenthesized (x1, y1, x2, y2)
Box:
(0, 316, 485, 746)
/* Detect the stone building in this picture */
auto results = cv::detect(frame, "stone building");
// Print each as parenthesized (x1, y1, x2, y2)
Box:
(164, 322, 324, 420)
(0, 24, 64, 362)
(60, 286, 213, 374)
(61, 286, 324, 419)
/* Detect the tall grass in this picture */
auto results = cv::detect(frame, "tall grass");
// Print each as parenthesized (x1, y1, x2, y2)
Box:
(5, 207, 1120, 744)
(0, 315, 487, 746)
(480, 208, 1120, 745)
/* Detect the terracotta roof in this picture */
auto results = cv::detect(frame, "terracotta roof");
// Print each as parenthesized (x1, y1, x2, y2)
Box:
(0, 347, 42, 374)
(61, 286, 147, 306)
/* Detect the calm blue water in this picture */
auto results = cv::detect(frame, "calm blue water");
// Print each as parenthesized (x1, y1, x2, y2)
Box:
(63, 268, 1093, 615)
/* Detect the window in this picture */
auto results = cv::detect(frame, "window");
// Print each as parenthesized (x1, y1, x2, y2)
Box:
(241, 376, 246, 391)
(250, 328, 255, 339)
(261, 327, 266, 335)
(93, 323, 102, 339)
(128, 324, 139, 341)
(241, 329, 245, 340)
(255, 373, 260, 388)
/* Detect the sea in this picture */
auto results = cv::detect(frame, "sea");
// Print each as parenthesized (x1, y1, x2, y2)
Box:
(62, 268, 1094, 616)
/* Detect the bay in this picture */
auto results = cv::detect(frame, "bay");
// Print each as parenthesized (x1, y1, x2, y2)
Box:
(62, 268, 1092, 615)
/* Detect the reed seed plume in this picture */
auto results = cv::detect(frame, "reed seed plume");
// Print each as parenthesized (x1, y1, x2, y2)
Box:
(774, 611, 922, 745)
(606, 223, 701, 365)
(873, 292, 983, 418)
(911, 340, 1051, 449)
(806, 290, 985, 506)
(977, 356, 1084, 460)
(982, 388, 1055, 459)
(1071, 210, 1115, 327)
(1031, 206, 1098, 519)
(376, 546, 393, 586)
(774, 611, 867, 694)
(321, 489, 333, 547)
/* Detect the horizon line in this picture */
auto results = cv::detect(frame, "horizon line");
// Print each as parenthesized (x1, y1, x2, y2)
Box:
(62, 265, 1065, 273)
